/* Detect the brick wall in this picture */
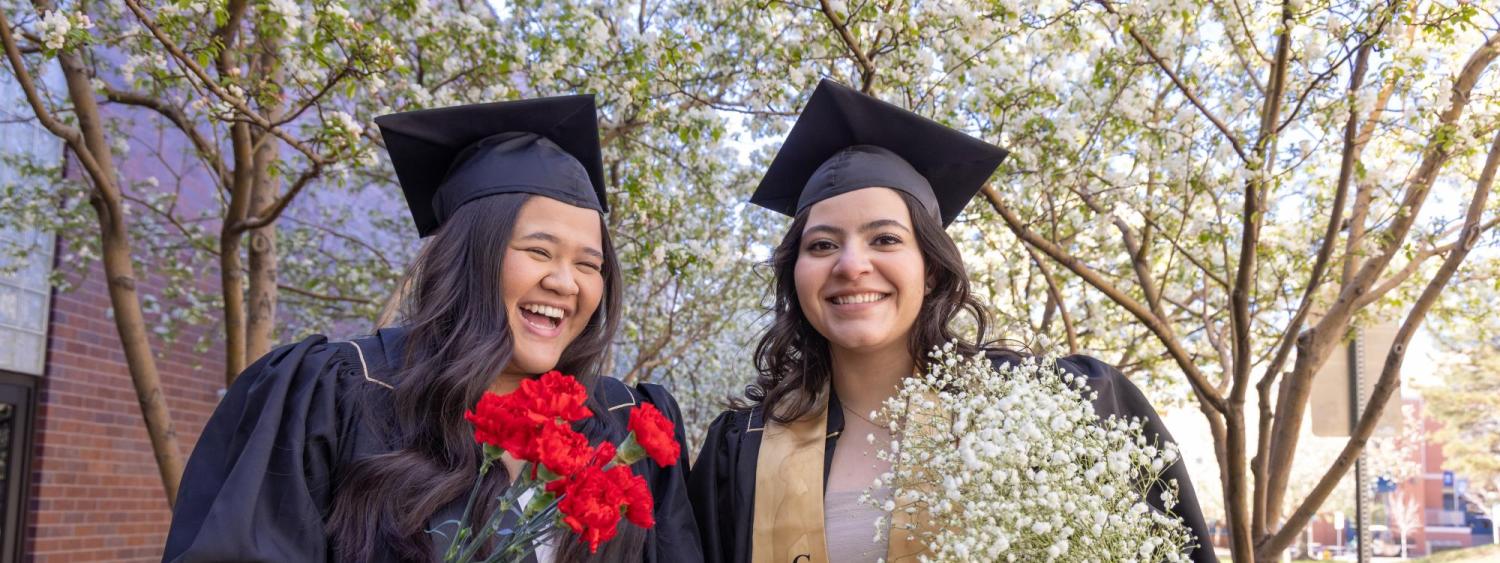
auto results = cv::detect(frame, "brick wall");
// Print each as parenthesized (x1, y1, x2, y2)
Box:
(27, 260, 224, 561)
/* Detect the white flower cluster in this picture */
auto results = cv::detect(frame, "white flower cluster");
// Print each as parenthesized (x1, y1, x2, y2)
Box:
(866, 343, 1194, 562)
(325, 110, 363, 141)
(39, 10, 93, 51)
(266, 0, 303, 34)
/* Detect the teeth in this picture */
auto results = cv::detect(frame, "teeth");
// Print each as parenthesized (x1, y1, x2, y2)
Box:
(521, 304, 564, 319)
(832, 293, 886, 305)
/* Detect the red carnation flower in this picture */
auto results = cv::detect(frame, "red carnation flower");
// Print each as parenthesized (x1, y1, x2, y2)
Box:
(544, 440, 620, 496)
(550, 463, 657, 553)
(553, 465, 626, 553)
(610, 466, 655, 529)
(535, 421, 593, 479)
(463, 371, 593, 463)
(465, 392, 542, 461)
(626, 403, 680, 467)
(519, 371, 591, 423)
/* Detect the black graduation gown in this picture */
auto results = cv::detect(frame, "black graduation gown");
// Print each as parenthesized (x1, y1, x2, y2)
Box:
(163, 327, 703, 562)
(687, 353, 1217, 563)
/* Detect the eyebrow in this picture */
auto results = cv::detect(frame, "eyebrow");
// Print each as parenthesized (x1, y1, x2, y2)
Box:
(517, 231, 605, 259)
(803, 219, 913, 237)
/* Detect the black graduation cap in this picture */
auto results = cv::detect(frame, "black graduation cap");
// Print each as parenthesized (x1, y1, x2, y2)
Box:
(750, 79, 1008, 226)
(375, 95, 607, 237)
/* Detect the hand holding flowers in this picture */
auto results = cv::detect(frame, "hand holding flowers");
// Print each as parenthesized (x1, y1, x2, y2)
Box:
(442, 371, 679, 562)
(866, 344, 1195, 562)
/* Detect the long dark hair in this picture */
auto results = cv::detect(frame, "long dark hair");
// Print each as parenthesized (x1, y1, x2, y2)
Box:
(742, 190, 990, 423)
(327, 193, 642, 561)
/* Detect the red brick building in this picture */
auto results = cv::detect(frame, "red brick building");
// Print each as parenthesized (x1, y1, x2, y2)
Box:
(1387, 398, 1490, 556)
(1299, 398, 1496, 558)
(1, 217, 229, 561)
(15, 263, 226, 561)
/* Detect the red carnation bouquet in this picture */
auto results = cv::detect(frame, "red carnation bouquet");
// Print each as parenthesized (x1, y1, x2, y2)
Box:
(440, 371, 680, 562)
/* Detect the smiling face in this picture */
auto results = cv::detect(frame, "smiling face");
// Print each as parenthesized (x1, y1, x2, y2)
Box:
(499, 196, 607, 378)
(794, 187, 927, 356)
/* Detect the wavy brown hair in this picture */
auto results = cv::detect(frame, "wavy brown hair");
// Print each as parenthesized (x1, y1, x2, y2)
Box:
(742, 190, 991, 423)
(326, 193, 643, 561)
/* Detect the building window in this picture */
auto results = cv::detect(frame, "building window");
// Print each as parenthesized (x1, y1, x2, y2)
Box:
(0, 228, 52, 377)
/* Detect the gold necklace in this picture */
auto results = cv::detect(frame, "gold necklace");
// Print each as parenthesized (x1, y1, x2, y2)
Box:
(840, 403, 888, 430)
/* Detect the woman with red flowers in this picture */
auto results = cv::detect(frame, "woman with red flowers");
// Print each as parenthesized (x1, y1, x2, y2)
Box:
(687, 80, 1213, 563)
(164, 97, 702, 562)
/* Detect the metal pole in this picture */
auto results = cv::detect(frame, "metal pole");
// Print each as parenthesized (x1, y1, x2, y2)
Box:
(1350, 336, 1373, 563)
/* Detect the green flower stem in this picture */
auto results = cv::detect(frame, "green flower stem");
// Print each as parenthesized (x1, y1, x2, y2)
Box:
(482, 502, 562, 563)
(444, 456, 496, 563)
(457, 463, 535, 563)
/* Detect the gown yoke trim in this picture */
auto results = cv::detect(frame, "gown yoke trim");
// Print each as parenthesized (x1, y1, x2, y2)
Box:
(608, 394, 637, 411)
(347, 340, 394, 390)
(744, 407, 839, 437)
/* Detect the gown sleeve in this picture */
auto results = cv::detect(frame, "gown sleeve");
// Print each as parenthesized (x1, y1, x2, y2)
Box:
(1055, 354, 1219, 563)
(162, 336, 355, 562)
(635, 383, 706, 563)
(687, 410, 746, 563)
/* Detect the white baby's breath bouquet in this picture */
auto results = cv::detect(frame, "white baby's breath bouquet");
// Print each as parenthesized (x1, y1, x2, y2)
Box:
(865, 343, 1195, 562)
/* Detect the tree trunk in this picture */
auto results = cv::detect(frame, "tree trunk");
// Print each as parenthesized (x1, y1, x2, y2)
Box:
(246, 134, 279, 364)
(217, 0, 253, 386)
(221, 122, 253, 386)
(245, 30, 283, 365)
(58, 50, 186, 505)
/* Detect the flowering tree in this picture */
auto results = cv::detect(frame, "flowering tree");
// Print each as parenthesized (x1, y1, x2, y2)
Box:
(0, 0, 551, 504)
(1387, 489, 1423, 559)
(705, 1, 1500, 560)
(0, 0, 775, 504)
(1427, 342, 1500, 507)
(460, 1, 776, 449)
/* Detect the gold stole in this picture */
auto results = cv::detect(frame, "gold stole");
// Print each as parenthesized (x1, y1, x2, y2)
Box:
(751, 405, 829, 563)
(751, 398, 933, 563)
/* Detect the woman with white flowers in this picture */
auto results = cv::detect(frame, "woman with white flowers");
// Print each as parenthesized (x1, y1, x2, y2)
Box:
(686, 80, 1214, 563)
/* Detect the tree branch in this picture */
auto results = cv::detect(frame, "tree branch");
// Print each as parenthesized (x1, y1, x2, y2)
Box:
(233, 162, 323, 231)
(1229, 1, 1296, 549)
(1273, 5, 1395, 136)
(1021, 243, 1079, 354)
(1351, 214, 1500, 311)
(0, 10, 102, 179)
(1263, 31, 1500, 529)
(981, 185, 1227, 413)
(818, 0, 876, 92)
(120, 0, 328, 166)
(277, 283, 374, 305)
(1254, 36, 1374, 538)
(1095, 0, 1248, 163)
(212, 0, 250, 69)
(9, 0, 187, 504)
(273, 66, 355, 128)
(102, 86, 231, 187)
(1341, 32, 1499, 305)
